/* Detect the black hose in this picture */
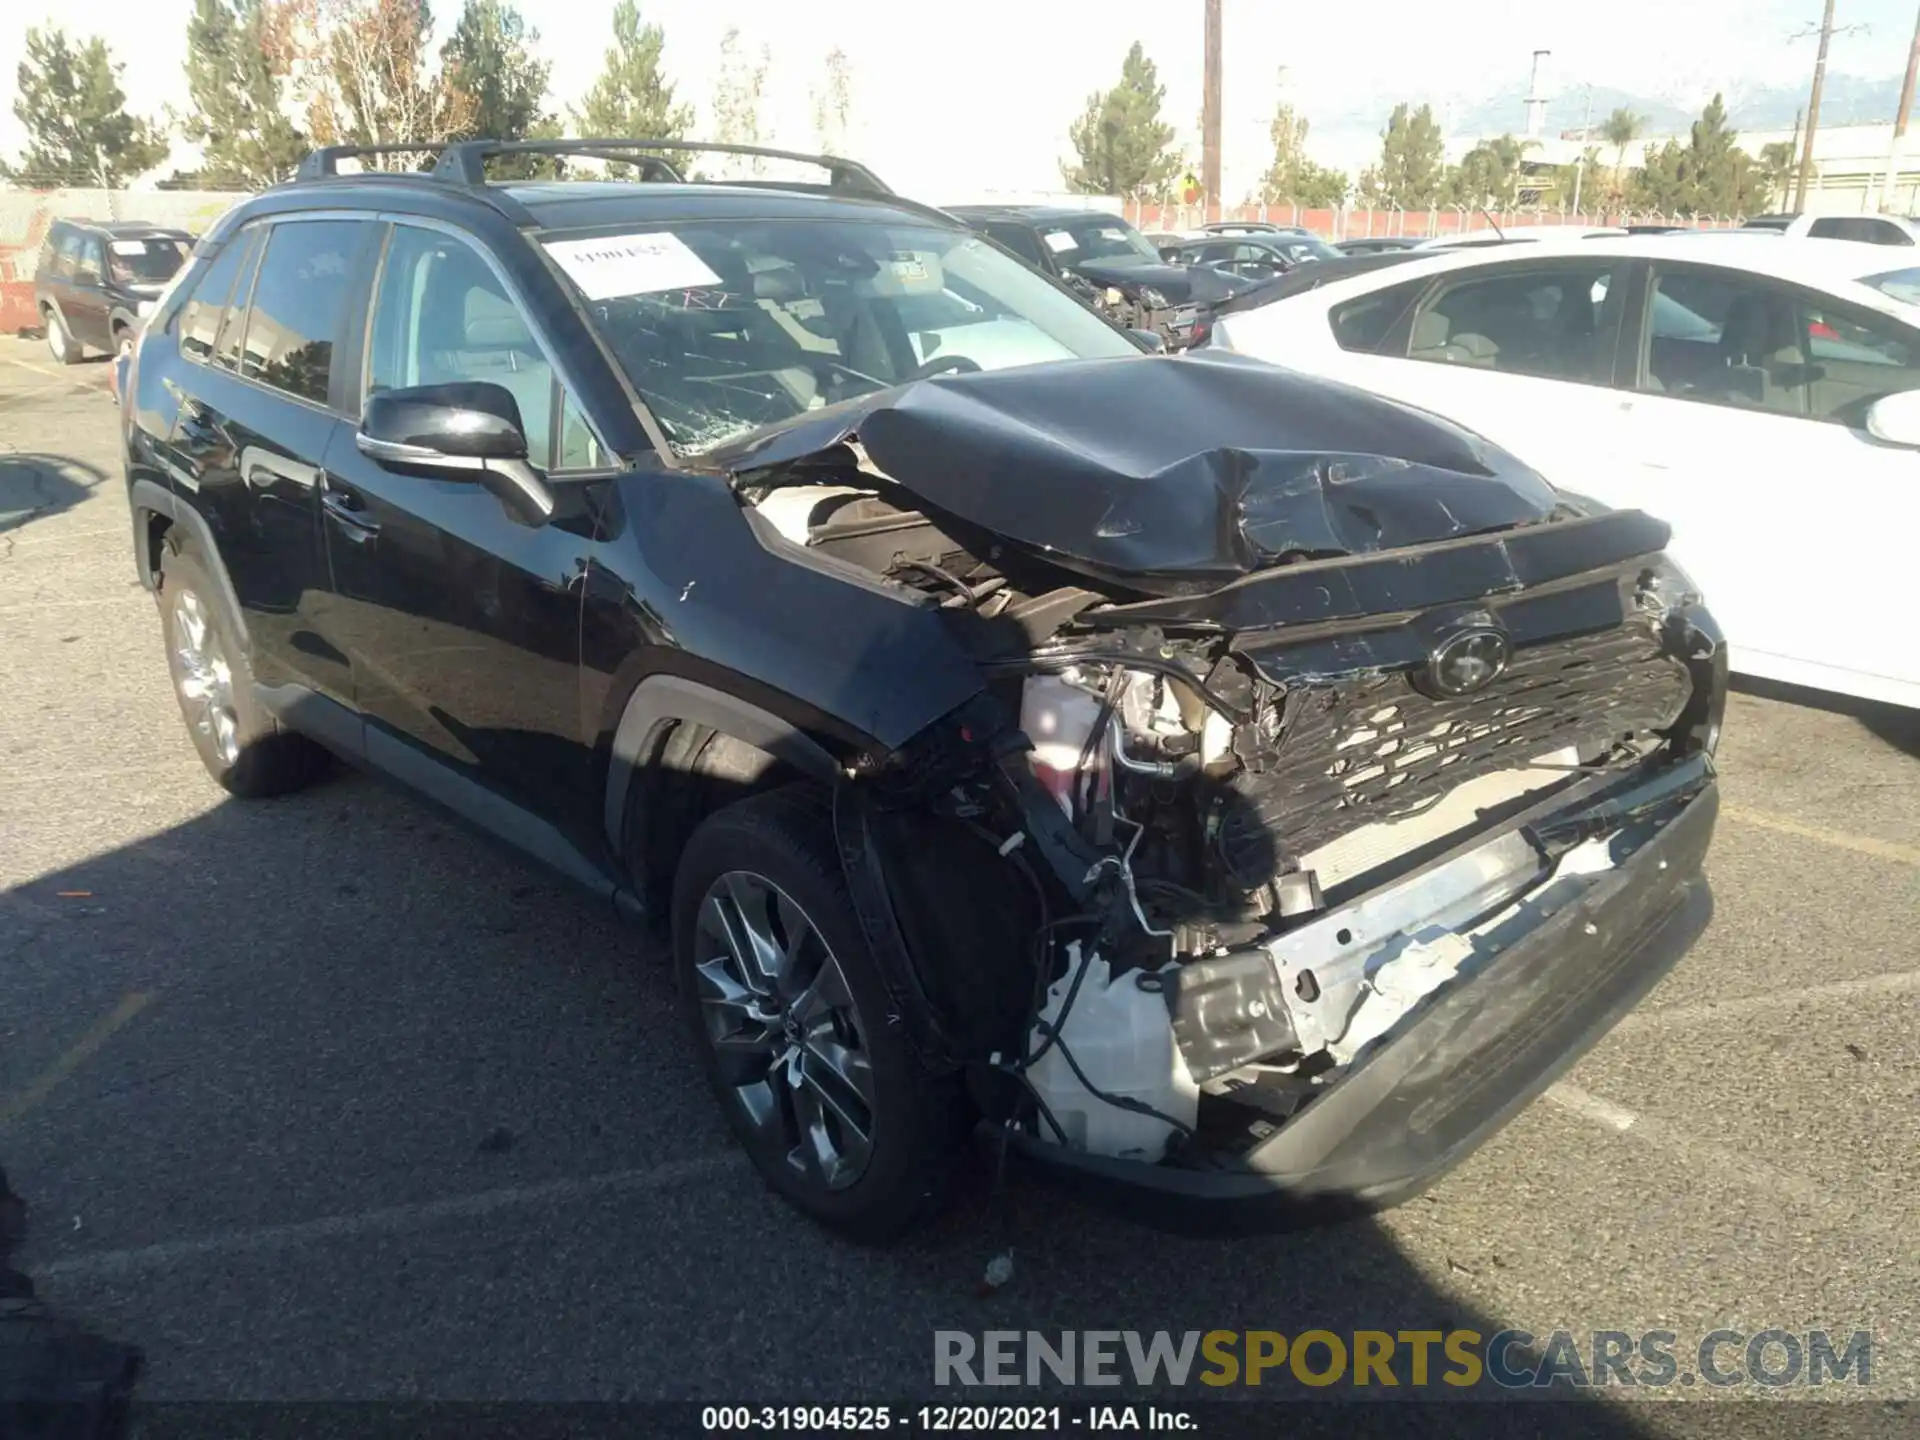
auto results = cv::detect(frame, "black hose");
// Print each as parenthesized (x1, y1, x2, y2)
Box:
(893, 559, 981, 606)
(1070, 671, 1125, 827)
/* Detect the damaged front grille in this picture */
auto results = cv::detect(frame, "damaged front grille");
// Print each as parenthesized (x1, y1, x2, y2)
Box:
(1218, 621, 1694, 875)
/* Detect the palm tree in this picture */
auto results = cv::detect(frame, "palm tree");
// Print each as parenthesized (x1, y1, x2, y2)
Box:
(1757, 141, 1796, 209)
(1602, 107, 1644, 193)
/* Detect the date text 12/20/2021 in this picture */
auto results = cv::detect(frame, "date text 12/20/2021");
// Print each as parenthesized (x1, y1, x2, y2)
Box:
(701, 1407, 1196, 1432)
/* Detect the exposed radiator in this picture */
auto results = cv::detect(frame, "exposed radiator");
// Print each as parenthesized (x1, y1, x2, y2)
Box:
(1216, 621, 1695, 875)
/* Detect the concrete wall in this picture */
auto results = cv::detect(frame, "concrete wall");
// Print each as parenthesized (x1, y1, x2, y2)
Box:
(1, 188, 247, 333)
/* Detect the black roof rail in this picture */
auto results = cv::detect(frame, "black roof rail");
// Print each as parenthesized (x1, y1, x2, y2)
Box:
(295, 144, 451, 181)
(430, 138, 893, 195)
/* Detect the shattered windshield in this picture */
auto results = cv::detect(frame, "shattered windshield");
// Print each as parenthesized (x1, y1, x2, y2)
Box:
(1037, 218, 1162, 265)
(107, 237, 188, 286)
(543, 219, 1140, 455)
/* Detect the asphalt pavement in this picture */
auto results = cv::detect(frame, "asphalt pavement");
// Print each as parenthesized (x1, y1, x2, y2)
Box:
(1, 335, 1916, 1425)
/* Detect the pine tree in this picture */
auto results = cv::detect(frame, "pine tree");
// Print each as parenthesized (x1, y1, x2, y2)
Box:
(180, 0, 304, 189)
(1626, 94, 1762, 217)
(1063, 42, 1181, 200)
(1370, 103, 1446, 210)
(572, 0, 692, 148)
(4, 27, 170, 187)
(441, 0, 551, 176)
(1257, 99, 1347, 207)
(442, 0, 549, 142)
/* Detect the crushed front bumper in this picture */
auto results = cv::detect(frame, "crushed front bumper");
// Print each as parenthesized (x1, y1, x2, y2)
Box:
(992, 759, 1717, 1235)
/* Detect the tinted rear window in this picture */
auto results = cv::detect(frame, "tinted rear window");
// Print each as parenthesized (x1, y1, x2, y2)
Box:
(107, 236, 189, 285)
(177, 237, 251, 362)
(983, 224, 1048, 268)
(237, 221, 363, 405)
(1330, 277, 1426, 352)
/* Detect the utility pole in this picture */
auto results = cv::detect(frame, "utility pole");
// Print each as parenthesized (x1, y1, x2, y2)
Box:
(1793, 0, 1838, 211)
(1202, 0, 1223, 216)
(1571, 82, 1594, 216)
(1882, 3, 1920, 210)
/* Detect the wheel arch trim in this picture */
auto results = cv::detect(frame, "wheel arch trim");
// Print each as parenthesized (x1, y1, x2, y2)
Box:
(603, 672, 844, 851)
(129, 477, 250, 646)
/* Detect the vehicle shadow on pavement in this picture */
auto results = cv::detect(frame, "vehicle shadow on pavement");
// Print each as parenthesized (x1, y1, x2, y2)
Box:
(0, 452, 109, 535)
(1731, 674, 1920, 761)
(0, 772, 1707, 1433)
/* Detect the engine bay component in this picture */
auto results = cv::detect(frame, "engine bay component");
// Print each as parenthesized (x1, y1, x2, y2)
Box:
(1165, 951, 1302, 1084)
(1022, 945, 1198, 1162)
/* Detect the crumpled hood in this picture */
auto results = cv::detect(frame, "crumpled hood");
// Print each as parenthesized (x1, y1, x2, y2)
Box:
(1069, 258, 1241, 304)
(712, 350, 1567, 596)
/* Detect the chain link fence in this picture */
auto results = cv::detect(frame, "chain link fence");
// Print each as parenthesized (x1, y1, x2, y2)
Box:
(1121, 199, 1741, 241)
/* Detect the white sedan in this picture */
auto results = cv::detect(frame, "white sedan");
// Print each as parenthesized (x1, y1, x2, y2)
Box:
(1209, 234, 1920, 709)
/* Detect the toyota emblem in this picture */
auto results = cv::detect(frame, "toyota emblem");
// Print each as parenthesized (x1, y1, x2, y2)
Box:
(1419, 627, 1511, 698)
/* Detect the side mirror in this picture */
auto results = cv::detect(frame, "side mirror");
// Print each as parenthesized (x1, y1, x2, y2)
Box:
(357, 381, 554, 524)
(1129, 328, 1168, 353)
(1865, 389, 1920, 447)
(1160, 247, 1184, 263)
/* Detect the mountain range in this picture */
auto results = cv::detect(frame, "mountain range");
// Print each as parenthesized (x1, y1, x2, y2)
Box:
(1327, 71, 1907, 140)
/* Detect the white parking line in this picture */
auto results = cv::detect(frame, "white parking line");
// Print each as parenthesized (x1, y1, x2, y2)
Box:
(32, 1154, 748, 1280)
(1724, 806, 1920, 868)
(0, 991, 156, 1129)
(1545, 1082, 1894, 1239)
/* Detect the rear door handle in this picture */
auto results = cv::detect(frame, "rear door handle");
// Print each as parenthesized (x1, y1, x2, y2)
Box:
(321, 488, 380, 541)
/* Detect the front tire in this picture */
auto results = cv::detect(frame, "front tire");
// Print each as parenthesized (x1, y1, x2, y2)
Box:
(672, 787, 967, 1242)
(43, 308, 78, 364)
(155, 537, 329, 797)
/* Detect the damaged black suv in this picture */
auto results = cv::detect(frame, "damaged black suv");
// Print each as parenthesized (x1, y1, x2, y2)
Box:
(120, 140, 1726, 1241)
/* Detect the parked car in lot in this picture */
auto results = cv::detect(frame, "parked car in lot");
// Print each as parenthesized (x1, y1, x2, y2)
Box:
(1162, 230, 1339, 283)
(1186, 250, 1429, 348)
(35, 219, 192, 363)
(1335, 235, 1431, 256)
(1209, 234, 1920, 708)
(1196, 220, 1314, 238)
(946, 204, 1247, 347)
(1742, 212, 1920, 245)
(1415, 227, 1628, 250)
(120, 139, 1724, 1241)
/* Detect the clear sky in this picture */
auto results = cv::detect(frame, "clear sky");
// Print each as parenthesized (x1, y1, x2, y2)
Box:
(4, 0, 1917, 196)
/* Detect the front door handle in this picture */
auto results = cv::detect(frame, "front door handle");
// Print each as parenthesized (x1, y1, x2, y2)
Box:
(321, 488, 381, 542)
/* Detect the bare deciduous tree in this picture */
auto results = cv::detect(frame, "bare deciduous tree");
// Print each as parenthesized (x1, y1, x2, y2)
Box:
(284, 0, 471, 168)
(810, 45, 853, 156)
(707, 26, 770, 178)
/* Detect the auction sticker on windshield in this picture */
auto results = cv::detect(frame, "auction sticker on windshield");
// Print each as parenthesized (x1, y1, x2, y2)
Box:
(543, 232, 724, 300)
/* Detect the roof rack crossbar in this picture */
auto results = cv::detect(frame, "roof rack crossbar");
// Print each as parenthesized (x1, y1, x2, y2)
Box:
(296, 144, 451, 181)
(430, 139, 892, 195)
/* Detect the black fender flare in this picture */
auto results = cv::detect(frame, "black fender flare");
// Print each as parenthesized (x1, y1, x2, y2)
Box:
(128, 478, 250, 646)
(601, 672, 843, 854)
(601, 674, 964, 1070)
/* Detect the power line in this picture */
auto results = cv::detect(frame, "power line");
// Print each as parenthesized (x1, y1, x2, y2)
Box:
(1790, 0, 1870, 210)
